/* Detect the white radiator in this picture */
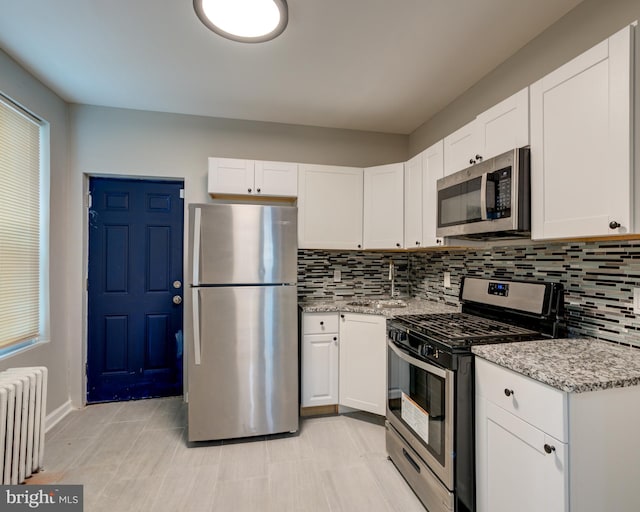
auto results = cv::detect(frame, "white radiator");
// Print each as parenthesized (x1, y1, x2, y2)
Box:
(0, 367, 47, 484)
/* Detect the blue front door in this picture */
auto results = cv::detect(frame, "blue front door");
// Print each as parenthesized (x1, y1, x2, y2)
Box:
(87, 178, 184, 403)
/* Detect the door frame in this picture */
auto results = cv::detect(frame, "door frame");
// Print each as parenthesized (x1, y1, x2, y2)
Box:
(82, 174, 186, 406)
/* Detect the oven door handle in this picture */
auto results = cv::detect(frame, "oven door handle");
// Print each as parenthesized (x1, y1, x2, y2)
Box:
(388, 340, 448, 379)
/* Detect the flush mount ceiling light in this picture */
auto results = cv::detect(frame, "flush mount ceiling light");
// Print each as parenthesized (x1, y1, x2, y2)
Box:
(194, 0, 288, 43)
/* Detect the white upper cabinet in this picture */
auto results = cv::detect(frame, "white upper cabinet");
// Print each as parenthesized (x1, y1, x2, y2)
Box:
(530, 25, 634, 240)
(476, 87, 529, 161)
(208, 157, 254, 195)
(208, 157, 297, 197)
(363, 162, 404, 249)
(254, 160, 298, 196)
(444, 88, 529, 176)
(404, 153, 423, 248)
(298, 164, 364, 250)
(421, 140, 445, 247)
(443, 119, 479, 176)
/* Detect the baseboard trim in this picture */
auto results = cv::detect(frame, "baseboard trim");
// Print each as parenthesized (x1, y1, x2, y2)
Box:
(45, 400, 74, 433)
(300, 404, 338, 417)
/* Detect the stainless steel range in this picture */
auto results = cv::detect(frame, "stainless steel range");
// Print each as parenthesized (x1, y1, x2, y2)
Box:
(386, 277, 564, 512)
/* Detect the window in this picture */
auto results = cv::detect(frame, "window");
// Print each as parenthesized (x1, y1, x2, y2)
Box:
(0, 94, 48, 354)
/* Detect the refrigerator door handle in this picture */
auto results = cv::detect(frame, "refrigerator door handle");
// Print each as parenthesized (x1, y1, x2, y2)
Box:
(192, 288, 202, 365)
(192, 207, 202, 286)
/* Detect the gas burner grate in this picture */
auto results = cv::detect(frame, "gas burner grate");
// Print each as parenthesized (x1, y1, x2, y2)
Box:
(393, 313, 538, 345)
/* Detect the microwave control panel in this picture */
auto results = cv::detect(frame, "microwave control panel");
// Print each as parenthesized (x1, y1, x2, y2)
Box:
(487, 167, 511, 219)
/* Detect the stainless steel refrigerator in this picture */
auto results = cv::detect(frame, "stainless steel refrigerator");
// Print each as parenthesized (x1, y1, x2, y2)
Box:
(187, 203, 298, 442)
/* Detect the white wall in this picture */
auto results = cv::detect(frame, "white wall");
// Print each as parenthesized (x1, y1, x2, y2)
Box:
(67, 104, 408, 406)
(0, 50, 71, 415)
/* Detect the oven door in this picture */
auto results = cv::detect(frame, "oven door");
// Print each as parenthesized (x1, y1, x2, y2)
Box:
(387, 339, 455, 490)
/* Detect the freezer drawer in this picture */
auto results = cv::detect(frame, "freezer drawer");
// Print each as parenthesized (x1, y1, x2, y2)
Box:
(190, 203, 298, 285)
(188, 285, 299, 441)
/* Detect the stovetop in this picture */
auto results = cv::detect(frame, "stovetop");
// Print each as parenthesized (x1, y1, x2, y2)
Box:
(387, 278, 564, 369)
(391, 312, 540, 348)
(387, 312, 550, 370)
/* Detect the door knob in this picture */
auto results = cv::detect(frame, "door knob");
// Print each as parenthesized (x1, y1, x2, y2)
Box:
(173, 280, 182, 289)
(172, 295, 182, 305)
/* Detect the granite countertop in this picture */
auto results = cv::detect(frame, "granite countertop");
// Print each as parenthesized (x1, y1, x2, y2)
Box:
(473, 338, 640, 393)
(299, 297, 459, 318)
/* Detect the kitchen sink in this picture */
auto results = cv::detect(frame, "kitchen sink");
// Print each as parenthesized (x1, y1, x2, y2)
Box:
(375, 299, 407, 309)
(345, 299, 407, 309)
(345, 299, 375, 306)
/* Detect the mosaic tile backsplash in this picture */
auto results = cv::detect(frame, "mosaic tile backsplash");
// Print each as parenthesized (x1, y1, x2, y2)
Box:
(297, 250, 411, 301)
(298, 240, 640, 348)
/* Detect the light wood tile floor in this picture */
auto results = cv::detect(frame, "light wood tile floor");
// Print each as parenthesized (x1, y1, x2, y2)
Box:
(30, 397, 425, 512)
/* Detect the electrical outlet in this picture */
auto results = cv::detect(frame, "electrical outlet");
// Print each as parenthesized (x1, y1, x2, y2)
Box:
(444, 271, 451, 288)
(334, 269, 342, 283)
(634, 288, 640, 314)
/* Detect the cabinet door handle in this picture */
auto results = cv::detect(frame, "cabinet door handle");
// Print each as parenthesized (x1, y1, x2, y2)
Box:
(333, 336, 338, 343)
(609, 220, 621, 229)
(319, 321, 324, 326)
(415, 241, 420, 246)
(340, 314, 345, 319)
(469, 159, 475, 165)
(257, 188, 261, 193)
(357, 244, 362, 249)
(544, 444, 556, 454)
(248, 188, 252, 193)
(475, 154, 483, 162)
(396, 243, 401, 248)
(504, 388, 514, 397)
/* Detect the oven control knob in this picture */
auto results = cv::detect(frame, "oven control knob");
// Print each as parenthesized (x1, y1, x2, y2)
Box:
(393, 330, 407, 343)
(422, 345, 434, 357)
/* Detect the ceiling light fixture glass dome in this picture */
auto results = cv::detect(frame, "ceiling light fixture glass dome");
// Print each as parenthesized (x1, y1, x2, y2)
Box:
(194, 0, 288, 43)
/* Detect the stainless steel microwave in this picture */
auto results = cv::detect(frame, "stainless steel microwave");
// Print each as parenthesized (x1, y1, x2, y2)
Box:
(436, 147, 530, 239)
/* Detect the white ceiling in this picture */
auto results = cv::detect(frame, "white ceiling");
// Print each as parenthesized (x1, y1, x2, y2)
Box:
(0, 0, 583, 134)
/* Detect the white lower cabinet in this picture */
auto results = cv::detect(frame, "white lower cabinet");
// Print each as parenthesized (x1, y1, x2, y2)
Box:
(301, 312, 387, 416)
(476, 357, 640, 512)
(339, 313, 386, 415)
(480, 400, 567, 512)
(301, 313, 339, 407)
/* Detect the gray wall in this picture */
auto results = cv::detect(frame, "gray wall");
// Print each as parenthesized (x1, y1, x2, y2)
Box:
(0, 49, 71, 415)
(66, 105, 408, 406)
(409, 0, 640, 155)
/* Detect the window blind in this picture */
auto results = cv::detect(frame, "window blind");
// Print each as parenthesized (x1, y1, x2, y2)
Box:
(0, 97, 41, 349)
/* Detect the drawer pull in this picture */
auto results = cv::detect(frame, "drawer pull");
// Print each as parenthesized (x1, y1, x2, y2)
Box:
(504, 388, 514, 397)
(402, 448, 421, 474)
(544, 444, 556, 454)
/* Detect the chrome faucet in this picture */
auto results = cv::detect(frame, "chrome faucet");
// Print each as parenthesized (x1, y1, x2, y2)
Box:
(388, 260, 397, 298)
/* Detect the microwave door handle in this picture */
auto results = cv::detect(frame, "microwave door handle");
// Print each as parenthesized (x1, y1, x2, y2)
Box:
(480, 173, 488, 221)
